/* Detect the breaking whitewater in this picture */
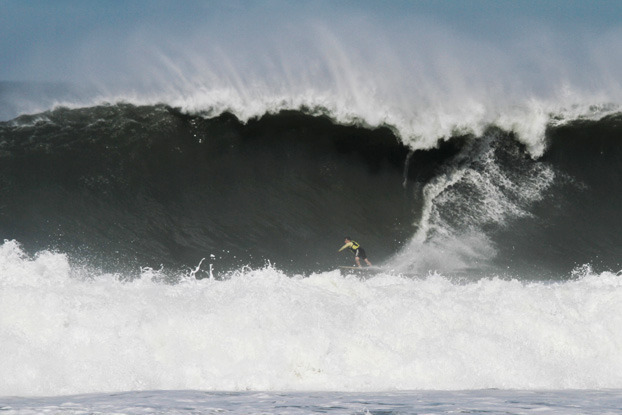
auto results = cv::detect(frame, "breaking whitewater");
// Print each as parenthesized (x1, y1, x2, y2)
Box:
(1, 88, 622, 401)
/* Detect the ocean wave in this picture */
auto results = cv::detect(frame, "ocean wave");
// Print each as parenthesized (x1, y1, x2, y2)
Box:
(1, 104, 621, 277)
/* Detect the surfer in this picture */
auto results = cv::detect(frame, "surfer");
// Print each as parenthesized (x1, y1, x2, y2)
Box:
(339, 237, 372, 267)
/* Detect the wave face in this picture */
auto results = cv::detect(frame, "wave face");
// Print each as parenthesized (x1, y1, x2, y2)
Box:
(0, 104, 432, 274)
(1, 103, 621, 277)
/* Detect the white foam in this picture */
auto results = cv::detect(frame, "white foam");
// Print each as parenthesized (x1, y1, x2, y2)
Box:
(2, 240, 622, 396)
(388, 131, 557, 273)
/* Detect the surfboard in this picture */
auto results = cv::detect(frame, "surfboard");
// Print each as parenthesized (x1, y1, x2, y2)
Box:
(339, 266, 385, 274)
(339, 266, 419, 278)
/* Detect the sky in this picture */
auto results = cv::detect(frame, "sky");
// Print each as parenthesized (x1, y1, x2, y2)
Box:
(2, 0, 621, 82)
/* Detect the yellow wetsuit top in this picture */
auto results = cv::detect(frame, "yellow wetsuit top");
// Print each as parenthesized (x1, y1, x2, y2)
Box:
(339, 241, 360, 253)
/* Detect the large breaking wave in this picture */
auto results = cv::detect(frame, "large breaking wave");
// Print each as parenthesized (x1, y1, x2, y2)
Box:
(1, 101, 620, 277)
(1, 98, 621, 397)
(2, 2, 622, 395)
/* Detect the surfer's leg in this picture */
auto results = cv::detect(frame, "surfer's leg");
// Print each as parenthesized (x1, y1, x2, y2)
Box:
(357, 247, 371, 266)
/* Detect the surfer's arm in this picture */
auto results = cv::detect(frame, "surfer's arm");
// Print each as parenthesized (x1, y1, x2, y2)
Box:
(338, 242, 352, 252)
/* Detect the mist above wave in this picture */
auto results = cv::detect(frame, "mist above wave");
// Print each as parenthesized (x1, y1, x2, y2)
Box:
(4, 3, 622, 155)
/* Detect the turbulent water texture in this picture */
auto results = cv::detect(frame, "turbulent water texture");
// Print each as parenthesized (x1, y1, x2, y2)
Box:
(4, 390, 622, 415)
(2, 240, 622, 396)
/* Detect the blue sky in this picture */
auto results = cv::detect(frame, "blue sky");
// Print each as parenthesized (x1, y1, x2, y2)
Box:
(2, 0, 621, 82)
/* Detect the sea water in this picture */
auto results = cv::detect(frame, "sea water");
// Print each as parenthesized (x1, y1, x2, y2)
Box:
(3, 390, 622, 414)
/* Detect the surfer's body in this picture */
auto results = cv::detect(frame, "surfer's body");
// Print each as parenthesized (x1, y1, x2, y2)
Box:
(339, 237, 372, 267)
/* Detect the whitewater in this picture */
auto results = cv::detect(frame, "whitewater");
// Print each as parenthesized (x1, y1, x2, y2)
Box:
(1, 239, 621, 397)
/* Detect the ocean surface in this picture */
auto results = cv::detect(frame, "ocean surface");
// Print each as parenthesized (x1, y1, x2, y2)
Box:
(1, 2, 622, 413)
(3, 389, 622, 415)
